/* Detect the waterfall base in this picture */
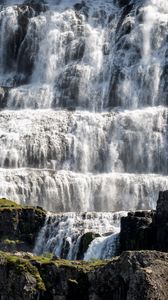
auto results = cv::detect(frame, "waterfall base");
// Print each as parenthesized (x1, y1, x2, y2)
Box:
(34, 211, 127, 260)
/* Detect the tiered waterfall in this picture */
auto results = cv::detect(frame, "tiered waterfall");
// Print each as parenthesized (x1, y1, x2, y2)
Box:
(0, 0, 167, 259)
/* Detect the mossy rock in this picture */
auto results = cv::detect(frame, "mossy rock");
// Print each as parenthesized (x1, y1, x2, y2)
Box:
(0, 198, 21, 209)
(0, 251, 111, 299)
(0, 199, 46, 252)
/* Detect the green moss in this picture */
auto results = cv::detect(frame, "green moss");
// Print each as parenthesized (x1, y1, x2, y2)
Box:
(0, 198, 21, 210)
(3, 239, 22, 245)
(0, 250, 119, 299)
(43, 252, 54, 259)
(31, 255, 52, 264)
(30, 254, 109, 272)
(0, 252, 46, 291)
(0, 250, 114, 293)
(0, 198, 20, 207)
(0, 199, 46, 217)
(54, 258, 109, 272)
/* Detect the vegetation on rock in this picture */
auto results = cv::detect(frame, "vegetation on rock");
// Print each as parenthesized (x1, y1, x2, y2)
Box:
(0, 199, 46, 253)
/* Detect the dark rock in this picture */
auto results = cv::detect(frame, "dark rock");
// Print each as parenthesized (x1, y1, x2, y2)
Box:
(108, 68, 124, 108)
(15, 4, 41, 83)
(77, 232, 100, 260)
(120, 210, 156, 252)
(60, 238, 70, 259)
(0, 198, 46, 252)
(1, 2, 47, 86)
(23, 0, 48, 14)
(0, 87, 10, 108)
(0, 250, 168, 299)
(90, 251, 168, 300)
(53, 65, 82, 108)
(74, 1, 86, 11)
(116, 3, 134, 36)
(74, 1, 89, 18)
(2, 6, 34, 77)
(117, 0, 131, 7)
(156, 191, 168, 252)
(159, 63, 168, 105)
(120, 191, 168, 253)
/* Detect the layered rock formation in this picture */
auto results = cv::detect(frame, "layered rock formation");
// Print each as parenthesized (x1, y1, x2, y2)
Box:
(0, 250, 168, 300)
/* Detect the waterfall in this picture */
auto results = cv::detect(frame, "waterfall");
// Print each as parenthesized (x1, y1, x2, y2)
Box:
(34, 211, 127, 260)
(0, 0, 168, 259)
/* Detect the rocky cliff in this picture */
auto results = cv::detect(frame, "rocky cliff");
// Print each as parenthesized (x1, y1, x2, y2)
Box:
(0, 250, 168, 300)
(120, 190, 168, 253)
(0, 198, 46, 252)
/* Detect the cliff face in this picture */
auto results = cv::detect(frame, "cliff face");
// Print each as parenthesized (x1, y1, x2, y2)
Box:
(120, 191, 168, 253)
(156, 191, 168, 252)
(120, 210, 156, 252)
(0, 199, 46, 252)
(0, 250, 168, 300)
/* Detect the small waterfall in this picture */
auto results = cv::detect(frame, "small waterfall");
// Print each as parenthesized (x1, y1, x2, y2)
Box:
(84, 233, 120, 261)
(34, 211, 127, 260)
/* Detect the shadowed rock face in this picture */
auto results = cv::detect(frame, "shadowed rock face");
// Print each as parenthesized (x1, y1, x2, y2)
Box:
(120, 191, 168, 253)
(0, 250, 168, 300)
(0, 87, 10, 108)
(156, 191, 168, 252)
(120, 210, 156, 252)
(0, 199, 46, 252)
(117, 0, 131, 7)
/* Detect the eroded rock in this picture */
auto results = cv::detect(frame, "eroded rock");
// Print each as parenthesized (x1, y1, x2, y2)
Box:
(0, 250, 168, 299)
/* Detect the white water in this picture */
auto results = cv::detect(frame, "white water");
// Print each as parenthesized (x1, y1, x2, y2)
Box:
(0, 0, 167, 259)
(34, 211, 127, 260)
(84, 232, 120, 261)
(0, 107, 167, 173)
(0, 169, 168, 211)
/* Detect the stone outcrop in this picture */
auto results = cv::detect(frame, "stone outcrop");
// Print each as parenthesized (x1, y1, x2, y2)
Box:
(0, 250, 168, 300)
(0, 199, 46, 252)
(77, 232, 100, 260)
(120, 210, 156, 252)
(156, 191, 168, 252)
(120, 191, 168, 253)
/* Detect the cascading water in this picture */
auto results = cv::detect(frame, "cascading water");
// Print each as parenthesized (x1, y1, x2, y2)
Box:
(0, 0, 168, 259)
(34, 211, 127, 260)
